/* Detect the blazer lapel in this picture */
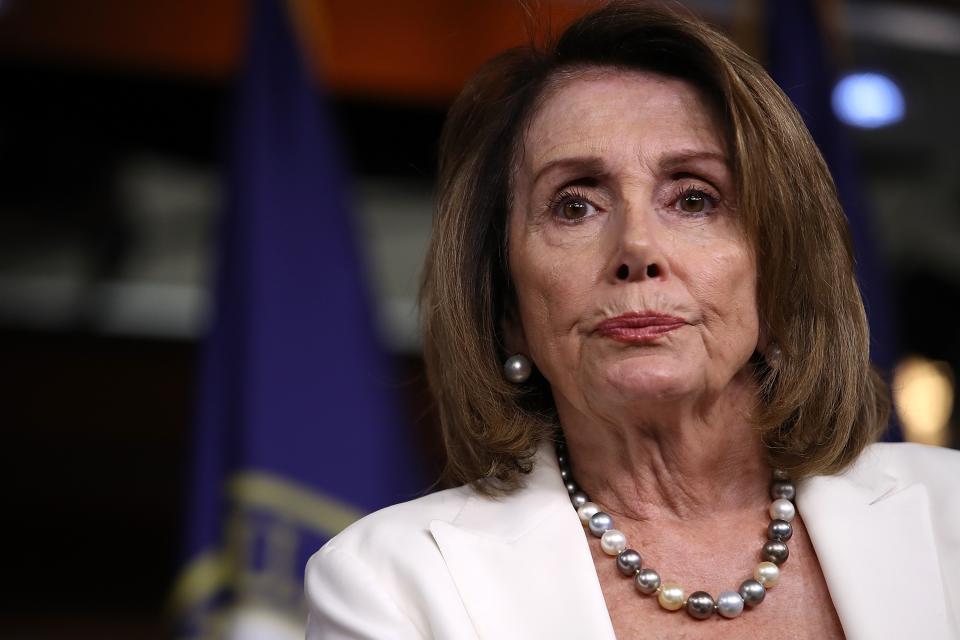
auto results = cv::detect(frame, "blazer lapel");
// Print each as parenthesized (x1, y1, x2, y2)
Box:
(798, 449, 953, 640)
(431, 442, 954, 639)
(429, 443, 616, 640)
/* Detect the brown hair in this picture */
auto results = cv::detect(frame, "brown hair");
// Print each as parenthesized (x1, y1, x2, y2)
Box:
(420, 1, 890, 492)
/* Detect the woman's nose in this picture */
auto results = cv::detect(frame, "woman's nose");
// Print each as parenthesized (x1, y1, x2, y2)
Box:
(615, 261, 660, 281)
(609, 208, 664, 283)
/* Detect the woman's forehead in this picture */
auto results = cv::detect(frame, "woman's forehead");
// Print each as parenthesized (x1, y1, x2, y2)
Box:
(520, 68, 727, 177)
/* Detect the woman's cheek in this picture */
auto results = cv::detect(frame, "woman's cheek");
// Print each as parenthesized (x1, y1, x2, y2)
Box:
(545, 249, 599, 312)
(519, 261, 591, 369)
(691, 248, 759, 336)
(693, 241, 753, 287)
(538, 213, 606, 248)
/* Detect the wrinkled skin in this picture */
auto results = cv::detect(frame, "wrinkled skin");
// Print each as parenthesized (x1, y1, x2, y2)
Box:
(508, 68, 760, 434)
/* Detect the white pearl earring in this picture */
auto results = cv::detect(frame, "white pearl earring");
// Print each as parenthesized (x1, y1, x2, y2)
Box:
(503, 354, 532, 383)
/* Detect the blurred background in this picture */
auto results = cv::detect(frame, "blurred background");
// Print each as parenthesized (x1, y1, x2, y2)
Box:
(1, 0, 958, 638)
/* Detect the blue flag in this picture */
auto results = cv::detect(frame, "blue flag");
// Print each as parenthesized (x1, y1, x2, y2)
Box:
(766, 0, 901, 440)
(173, 0, 426, 635)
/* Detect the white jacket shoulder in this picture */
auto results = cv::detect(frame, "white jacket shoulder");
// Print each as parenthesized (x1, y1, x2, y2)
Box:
(863, 441, 960, 486)
(861, 441, 960, 515)
(305, 484, 478, 639)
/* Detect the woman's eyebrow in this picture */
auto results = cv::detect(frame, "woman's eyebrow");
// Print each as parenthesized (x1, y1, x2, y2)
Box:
(658, 149, 730, 173)
(531, 151, 728, 187)
(531, 156, 608, 189)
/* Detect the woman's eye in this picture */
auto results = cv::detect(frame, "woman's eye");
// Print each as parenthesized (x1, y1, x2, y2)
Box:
(556, 196, 596, 221)
(675, 188, 717, 215)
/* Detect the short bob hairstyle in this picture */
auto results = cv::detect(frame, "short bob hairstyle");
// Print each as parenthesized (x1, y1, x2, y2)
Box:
(420, 1, 890, 492)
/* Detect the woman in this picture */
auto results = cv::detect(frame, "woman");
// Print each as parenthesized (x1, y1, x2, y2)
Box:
(306, 4, 960, 638)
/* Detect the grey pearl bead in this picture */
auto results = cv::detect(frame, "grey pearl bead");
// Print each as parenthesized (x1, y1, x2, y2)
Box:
(738, 579, 766, 607)
(762, 540, 789, 565)
(685, 591, 716, 620)
(616, 549, 642, 576)
(635, 568, 661, 594)
(768, 519, 793, 541)
(570, 490, 589, 509)
(588, 512, 613, 537)
(503, 354, 532, 383)
(557, 452, 568, 466)
(716, 591, 745, 618)
(559, 467, 572, 482)
(770, 480, 796, 501)
(564, 480, 578, 494)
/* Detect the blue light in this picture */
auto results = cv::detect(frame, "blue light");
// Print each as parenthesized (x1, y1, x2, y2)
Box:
(832, 73, 905, 129)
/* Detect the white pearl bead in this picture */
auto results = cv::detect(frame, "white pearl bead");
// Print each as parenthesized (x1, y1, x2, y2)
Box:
(600, 529, 627, 555)
(503, 354, 532, 383)
(769, 498, 796, 522)
(755, 561, 781, 588)
(716, 591, 745, 618)
(657, 583, 685, 611)
(577, 502, 599, 524)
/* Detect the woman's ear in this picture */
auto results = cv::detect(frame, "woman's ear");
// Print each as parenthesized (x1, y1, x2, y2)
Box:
(756, 322, 770, 355)
(500, 306, 529, 356)
(755, 309, 774, 354)
(755, 318, 783, 368)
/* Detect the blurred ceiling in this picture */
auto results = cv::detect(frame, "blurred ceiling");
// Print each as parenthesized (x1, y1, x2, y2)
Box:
(1, 1, 958, 100)
(0, 0, 587, 102)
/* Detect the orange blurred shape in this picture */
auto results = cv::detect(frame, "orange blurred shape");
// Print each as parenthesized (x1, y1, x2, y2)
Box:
(0, 0, 593, 102)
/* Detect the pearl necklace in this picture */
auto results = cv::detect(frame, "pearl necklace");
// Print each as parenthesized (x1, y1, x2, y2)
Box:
(557, 441, 796, 620)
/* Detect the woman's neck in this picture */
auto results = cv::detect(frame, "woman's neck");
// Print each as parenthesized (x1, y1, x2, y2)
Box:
(556, 378, 771, 524)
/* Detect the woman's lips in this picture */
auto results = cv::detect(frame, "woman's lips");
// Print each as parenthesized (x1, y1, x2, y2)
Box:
(594, 313, 687, 343)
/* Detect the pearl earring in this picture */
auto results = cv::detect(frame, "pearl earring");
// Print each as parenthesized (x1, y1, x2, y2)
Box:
(503, 354, 532, 383)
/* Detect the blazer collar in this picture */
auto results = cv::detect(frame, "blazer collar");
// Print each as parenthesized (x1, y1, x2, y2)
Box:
(798, 446, 954, 639)
(430, 443, 954, 640)
(429, 441, 616, 640)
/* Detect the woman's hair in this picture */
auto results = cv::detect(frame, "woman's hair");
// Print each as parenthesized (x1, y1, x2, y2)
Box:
(420, 1, 890, 492)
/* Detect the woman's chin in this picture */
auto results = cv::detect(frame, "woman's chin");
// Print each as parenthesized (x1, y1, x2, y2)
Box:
(594, 357, 700, 405)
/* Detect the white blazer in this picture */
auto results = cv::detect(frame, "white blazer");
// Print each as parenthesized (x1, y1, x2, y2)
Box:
(305, 442, 960, 639)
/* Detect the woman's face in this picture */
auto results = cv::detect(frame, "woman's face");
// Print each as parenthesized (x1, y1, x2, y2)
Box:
(507, 69, 759, 420)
